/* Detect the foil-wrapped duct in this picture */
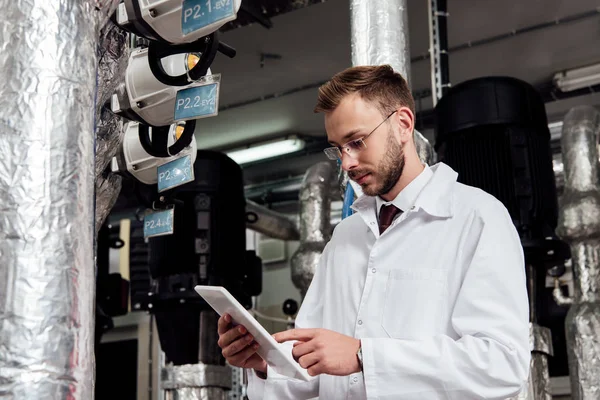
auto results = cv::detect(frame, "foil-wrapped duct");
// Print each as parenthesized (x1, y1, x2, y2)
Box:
(162, 363, 232, 400)
(0, 1, 118, 399)
(350, 0, 411, 84)
(509, 323, 554, 400)
(245, 199, 300, 241)
(415, 129, 436, 166)
(95, 20, 129, 230)
(291, 162, 335, 296)
(556, 105, 600, 400)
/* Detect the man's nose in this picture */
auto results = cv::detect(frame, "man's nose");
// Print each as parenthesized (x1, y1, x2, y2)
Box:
(340, 152, 359, 171)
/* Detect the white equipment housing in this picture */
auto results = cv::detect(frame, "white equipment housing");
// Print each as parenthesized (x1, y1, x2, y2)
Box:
(111, 47, 213, 127)
(112, 121, 198, 185)
(116, 0, 243, 44)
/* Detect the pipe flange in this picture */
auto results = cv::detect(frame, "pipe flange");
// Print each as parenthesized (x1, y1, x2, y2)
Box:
(161, 364, 232, 389)
(530, 323, 553, 356)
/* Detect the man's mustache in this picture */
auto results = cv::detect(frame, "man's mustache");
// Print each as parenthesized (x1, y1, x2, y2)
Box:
(349, 170, 371, 180)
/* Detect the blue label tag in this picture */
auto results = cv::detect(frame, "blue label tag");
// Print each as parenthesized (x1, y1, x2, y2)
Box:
(157, 154, 195, 193)
(174, 82, 219, 121)
(143, 209, 174, 238)
(181, 0, 235, 35)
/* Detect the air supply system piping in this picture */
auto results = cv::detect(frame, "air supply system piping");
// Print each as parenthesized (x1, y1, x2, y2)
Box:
(95, 19, 130, 231)
(291, 162, 335, 297)
(0, 1, 119, 399)
(556, 105, 600, 400)
(246, 199, 300, 241)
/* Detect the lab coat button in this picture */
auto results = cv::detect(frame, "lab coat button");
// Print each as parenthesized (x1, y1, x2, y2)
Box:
(353, 377, 359, 383)
(358, 320, 363, 325)
(372, 268, 376, 273)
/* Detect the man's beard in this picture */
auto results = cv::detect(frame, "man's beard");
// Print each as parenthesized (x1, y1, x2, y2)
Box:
(351, 130, 405, 197)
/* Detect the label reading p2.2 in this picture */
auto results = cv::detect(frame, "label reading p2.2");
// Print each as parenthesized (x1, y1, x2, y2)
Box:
(182, 0, 235, 35)
(174, 82, 219, 121)
(144, 209, 174, 238)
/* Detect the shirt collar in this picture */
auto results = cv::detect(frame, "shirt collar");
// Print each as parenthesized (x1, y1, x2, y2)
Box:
(375, 164, 433, 216)
(351, 162, 457, 218)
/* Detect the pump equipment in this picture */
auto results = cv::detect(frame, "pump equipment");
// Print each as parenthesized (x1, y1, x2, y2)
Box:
(115, 0, 242, 45)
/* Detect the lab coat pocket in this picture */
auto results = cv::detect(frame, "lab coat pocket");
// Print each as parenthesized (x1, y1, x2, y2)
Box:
(381, 268, 446, 339)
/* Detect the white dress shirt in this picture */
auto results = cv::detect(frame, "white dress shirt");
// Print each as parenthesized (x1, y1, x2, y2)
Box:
(247, 162, 530, 400)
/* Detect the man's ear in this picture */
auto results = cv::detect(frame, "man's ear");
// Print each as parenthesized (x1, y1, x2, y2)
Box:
(395, 107, 415, 143)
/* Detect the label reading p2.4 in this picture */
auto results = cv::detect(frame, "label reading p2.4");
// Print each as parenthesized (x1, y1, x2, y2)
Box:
(182, 0, 235, 35)
(174, 82, 219, 121)
(143, 209, 174, 239)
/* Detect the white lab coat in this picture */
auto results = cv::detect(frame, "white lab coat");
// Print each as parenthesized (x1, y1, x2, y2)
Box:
(247, 162, 530, 400)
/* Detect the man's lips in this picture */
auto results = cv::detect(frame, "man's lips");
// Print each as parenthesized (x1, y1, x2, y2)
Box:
(352, 173, 371, 184)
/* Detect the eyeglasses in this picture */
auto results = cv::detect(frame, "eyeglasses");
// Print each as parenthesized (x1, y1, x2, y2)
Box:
(323, 110, 397, 161)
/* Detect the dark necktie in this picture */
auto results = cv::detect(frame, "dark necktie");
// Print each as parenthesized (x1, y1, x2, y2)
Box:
(379, 204, 402, 234)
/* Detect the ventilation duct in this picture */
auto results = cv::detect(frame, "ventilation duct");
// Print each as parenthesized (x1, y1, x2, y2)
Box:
(0, 1, 118, 399)
(556, 105, 600, 400)
(245, 199, 300, 241)
(95, 19, 130, 230)
(291, 162, 335, 296)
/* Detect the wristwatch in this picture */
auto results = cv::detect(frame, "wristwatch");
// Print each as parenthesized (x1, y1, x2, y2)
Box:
(356, 344, 363, 371)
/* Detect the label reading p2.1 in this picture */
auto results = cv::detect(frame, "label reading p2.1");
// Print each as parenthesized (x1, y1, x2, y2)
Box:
(174, 82, 219, 121)
(144, 209, 174, 239)
(157, 154, 194, 193)
(182, 0, 235, 35)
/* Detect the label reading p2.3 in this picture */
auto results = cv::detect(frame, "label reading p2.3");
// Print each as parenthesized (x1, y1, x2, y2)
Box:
(182, 0, 236, 35)
(174, 81, 220, 121)
(144, 209, 174, 239)
(157, 154, 195, 193)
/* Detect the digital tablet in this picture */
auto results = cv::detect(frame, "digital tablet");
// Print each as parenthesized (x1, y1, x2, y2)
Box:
(194, 285, 311, 382)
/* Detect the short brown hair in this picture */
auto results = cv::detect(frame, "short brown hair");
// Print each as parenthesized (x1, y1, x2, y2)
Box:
(314, 65, 415, 117)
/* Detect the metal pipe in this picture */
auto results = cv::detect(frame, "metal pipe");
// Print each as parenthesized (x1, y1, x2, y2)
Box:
(508, 323, 554, 400)
(556, 105, 600, 400)
(350, 0, 411, 84)
(553, 278, 574, 306)
(0, 1, 117, 399)
(245, 199, 300, 241)
(161, 363, 232, 400)
(95, 19, 130, 231)
(290, 162, 334, 297)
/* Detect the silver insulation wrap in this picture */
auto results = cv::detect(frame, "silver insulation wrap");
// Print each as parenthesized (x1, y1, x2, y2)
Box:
(162, 364, 231, 400)
(556, 105, 600, 400)
(291, 162, 334, 296)
(350, 0, 411, 83)
(164, 387, 227, 400)
(245, 199, 300, 241)
(508, 324, 554, 400)
(95, 20, 129, 230)
(0, 1, 118, 399)
(415, 129, 436, 166)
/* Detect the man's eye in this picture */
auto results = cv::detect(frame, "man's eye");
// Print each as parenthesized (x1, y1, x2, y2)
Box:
(347, 139, 363, 150)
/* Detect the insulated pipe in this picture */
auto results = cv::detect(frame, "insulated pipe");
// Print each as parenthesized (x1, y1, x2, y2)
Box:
(291, 162, 334, 297)
(0, 1, 117, 399)
(246, 199, 300, 241)
(95, 19, 130, 231)
(556, 105, 600, 400)
(161, 363, 232, 400)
